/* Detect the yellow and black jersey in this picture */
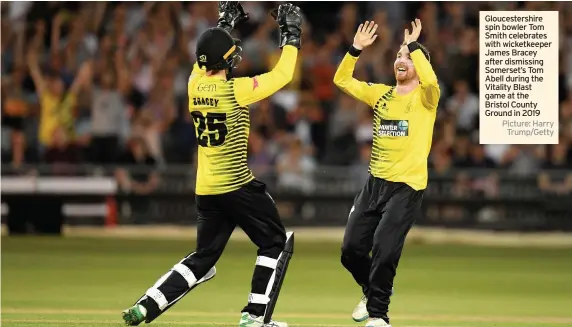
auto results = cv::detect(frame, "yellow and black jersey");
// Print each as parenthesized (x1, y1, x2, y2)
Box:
(189, 45, 298, 195)
(333, 44, 440, 190)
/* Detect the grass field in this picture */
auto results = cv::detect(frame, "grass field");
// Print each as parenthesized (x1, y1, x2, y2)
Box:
(2, 235, 572, 327)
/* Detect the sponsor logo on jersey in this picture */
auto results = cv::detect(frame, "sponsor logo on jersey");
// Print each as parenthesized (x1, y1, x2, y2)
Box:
(378, 120, 409, 137)
(197, 83, 217, 92)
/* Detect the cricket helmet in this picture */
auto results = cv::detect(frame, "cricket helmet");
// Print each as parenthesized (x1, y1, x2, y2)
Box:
(196, 27, 242, 71)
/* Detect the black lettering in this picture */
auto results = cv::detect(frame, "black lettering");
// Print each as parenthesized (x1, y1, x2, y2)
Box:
(190, 111, 228, 147)
(197, 83, 217, 92)
(192, 97, 219, 107)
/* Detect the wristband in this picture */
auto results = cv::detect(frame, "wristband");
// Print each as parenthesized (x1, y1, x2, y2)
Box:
(348, 45, 362, 57)
(407, 41, 421, 54)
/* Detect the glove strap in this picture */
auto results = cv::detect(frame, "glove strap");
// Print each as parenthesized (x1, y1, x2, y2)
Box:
(217, 20, 233, 33)
(279, 34, 301, 49)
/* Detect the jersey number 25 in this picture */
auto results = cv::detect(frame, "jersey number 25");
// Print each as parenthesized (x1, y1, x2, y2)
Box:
(191, 111, 228, 147)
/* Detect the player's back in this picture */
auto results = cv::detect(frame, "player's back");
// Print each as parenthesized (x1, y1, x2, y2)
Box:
(188, 74, 253, 195)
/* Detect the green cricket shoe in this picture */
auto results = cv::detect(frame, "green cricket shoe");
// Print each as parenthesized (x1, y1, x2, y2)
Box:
(239, 312, 288, 327)
(122, 304, 147, 326)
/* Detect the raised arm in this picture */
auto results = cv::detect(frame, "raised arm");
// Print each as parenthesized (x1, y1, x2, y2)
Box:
(234, 3, 301, 107)
(409, 42, 439, 109)
(50, 12, 65, 56)
(234, 45, 297, 106)
(27, 30, 46, 95)
(334, 21, 389, 108)
(68, 61, 92, 95)
(404, 19, 440, 110)
(333, 50, 388, 108)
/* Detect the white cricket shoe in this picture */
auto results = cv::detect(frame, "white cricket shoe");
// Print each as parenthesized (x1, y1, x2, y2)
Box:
(365, 318, 391, 327)
(352, 288, 393, 323)
(352, 295, 368, 322)
(239, 312, 288, 327)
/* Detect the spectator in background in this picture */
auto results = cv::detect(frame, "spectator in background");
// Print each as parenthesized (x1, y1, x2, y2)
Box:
(85, 43, 131, 164)
(1, 130, 39, 169)
(452, 132, 471, 168)
(502, 145, 544, 176)
(1, 0, 571, 186)
(43, 126, 81, 175)
(310, 47, 337, 109)
(329, 93, 358, 140)
(240, 17, 273, 76)
(538, 141, 572, 195)
(467, 144, 497, 168)
(447, 28, 478, 92)
(355, 106, 373, 144)
(277, 137, 316, 192)
(2, 66, 30, 167)
(27, 21, 91, 151)
(248, 131, 275, 182)
(115, 136, 159, 224)
(351, 142, 372, 189)
(446, 79, 479, 131)
(116, 136, 159, 194)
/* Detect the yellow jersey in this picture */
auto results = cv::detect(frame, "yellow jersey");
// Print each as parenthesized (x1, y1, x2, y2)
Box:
(39, 92, 76, 146)
(189, 45, 298, 195)
(334, 47, 440, 190)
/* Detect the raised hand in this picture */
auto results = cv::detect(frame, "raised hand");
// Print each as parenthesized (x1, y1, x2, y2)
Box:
(217, 1, 249, 33)
(404, 18, 422, 45)
(272, 3, 303, 49)
(353, 21, 378, 50)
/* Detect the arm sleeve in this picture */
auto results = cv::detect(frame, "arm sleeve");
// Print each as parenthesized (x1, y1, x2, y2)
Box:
(333, 49, 388, 108)
(408, 42, 440, 110)
(234, 45, 298, 107)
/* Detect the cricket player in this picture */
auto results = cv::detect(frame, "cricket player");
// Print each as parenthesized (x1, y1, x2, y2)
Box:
(121, 2, 302, 326)
(334, 19, 439, 327)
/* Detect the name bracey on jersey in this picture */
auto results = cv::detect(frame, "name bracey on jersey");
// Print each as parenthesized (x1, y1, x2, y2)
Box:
(193, 97, 219, 107)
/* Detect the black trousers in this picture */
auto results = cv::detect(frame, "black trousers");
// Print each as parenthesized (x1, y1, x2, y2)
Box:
(341, 175, 423, 321)
(194, 179, 286, 315)
(140, 179, 287, 320)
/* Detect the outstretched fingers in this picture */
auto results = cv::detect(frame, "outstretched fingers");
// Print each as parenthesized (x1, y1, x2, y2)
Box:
(367, 23, 378, 37)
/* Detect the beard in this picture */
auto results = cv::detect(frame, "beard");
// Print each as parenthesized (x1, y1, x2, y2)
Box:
(395, 71, 410, 83)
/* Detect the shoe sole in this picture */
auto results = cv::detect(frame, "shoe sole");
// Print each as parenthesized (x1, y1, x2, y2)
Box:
(352, 315, 369, 323)
(122, 308, 143, 326)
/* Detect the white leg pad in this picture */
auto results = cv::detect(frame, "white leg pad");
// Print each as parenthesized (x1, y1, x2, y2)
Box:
(145, 287, 168, 310)
(172, 263, 197, 288)
(256, 256, 278, 269)
(249, 293, 270, 304)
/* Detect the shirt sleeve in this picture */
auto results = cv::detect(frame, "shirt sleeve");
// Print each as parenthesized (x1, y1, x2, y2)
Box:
(408, 42, 440, 110)
(189, 63, 207, 82)
(333, 50, 389, 108)
(234, 45, 298, 107)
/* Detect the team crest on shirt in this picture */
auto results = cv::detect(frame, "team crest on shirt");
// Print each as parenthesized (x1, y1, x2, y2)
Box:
(378, 120, 409, 137)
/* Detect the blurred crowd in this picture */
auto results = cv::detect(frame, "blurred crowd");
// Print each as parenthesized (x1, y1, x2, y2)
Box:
(1, 1, 572, 195)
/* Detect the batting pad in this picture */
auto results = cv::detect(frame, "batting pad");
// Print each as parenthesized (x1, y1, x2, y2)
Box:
(134, 252, 216, 323)
(263, 231, 294, 324)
